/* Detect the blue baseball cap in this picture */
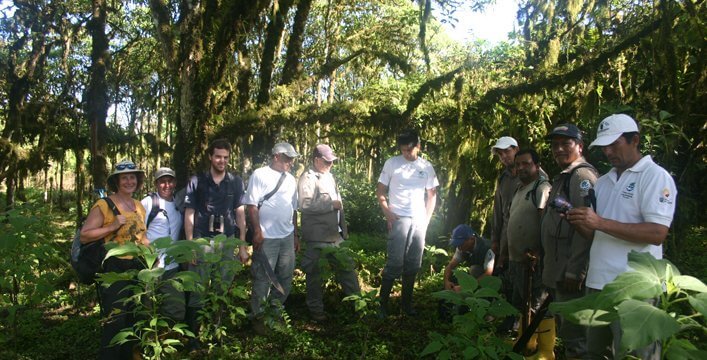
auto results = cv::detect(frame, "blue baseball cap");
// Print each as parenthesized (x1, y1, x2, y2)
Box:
(450, 224, 477, 248)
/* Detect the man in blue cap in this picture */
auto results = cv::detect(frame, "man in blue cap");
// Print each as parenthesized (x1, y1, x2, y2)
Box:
(443, 224, 495, 291)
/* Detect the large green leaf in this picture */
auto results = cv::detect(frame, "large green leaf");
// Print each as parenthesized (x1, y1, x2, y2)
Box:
(420, 340, 443, 357)
(104, 243, 141, 261)
(455, 270, 478, 292)
(137, 267, 165, 283)
(617, 299, 680, 353)
(597, 270, 662, 307)
(479, 275, 502, 292)
(627, 251, 672, 280)
(152, 236, 173, 249)
(673, 275, 707, 293)
(665, 338, 707, 360)
(687, 293, 707, 320)
(550, 292, 616, 326)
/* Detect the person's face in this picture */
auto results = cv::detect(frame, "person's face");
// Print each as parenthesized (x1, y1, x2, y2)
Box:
(155, 176, 176, 200)
(551, 136, 583, 168)
(118, 173, 138, 194)
(601, 134, 639, 172)
(400, 143, 420, 161)
(496, 146, 518, 167)
(459, 236, 476, 253)
(272, 153, 295, 172)
(209, 148, 230, 173)
(514, 153, 539, 184)
(313, 156, 333, 173)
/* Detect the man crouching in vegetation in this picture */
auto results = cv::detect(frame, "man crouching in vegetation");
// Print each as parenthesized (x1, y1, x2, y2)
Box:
(298, 144, 360, 322)
(376, 129, 438, 317)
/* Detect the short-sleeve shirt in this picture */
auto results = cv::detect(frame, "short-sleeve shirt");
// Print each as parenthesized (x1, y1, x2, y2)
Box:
(243, 166, 298, 239)
(184, 171, 244, 238)
(93, 198, 146, 246)
(586, 155, 677, 290)
(507, 179, 551, 262)
(377, 155, 439, 219)
(541, 158, 598, 286)
(142, 194, 183, 270)
(452, 237, 495, 273)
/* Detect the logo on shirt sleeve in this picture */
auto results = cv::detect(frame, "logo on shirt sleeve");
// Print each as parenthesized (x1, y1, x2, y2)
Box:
(659, 187, 673, 204)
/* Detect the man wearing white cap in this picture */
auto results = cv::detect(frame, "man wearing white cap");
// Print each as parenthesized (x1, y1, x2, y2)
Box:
(490, 136, 520, 272)
(245, 142, 300, 333)
(298, 144, 360, 322)
(567, 114, 677, 359)
(141, 167, 185, 323)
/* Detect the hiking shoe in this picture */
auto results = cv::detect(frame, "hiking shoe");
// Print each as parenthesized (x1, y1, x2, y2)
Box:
(252, 317, 269, 336)
(310, 311, 328, 322)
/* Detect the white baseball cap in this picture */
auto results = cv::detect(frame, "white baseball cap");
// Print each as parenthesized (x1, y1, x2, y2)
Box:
(589, 114, 639, 149)
(491, 136, 518, 153)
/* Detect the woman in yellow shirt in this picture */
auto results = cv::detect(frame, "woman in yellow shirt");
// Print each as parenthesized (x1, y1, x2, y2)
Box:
(80, 160, 149, 360)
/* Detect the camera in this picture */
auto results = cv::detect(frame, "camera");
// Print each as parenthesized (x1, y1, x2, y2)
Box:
(550, 196, 573, 213)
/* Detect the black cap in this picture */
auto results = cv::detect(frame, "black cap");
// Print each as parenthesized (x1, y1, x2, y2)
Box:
(546, 123, 582, 140)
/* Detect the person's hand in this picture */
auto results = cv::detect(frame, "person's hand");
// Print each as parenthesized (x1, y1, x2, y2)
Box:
(112, 215, 127, 231)
(383, 209, 399, 231)
(566, 207, 602, 230)
(332, 200, 342, 210)
(238, 246, 250, 264)
(252, 232, 264, 252)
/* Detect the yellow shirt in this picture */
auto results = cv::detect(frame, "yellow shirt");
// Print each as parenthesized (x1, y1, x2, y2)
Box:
(92, 198, 147, 246)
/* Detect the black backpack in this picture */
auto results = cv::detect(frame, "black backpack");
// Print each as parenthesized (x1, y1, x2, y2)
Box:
(70, 197, 121, 284)
(145, 192, 162, 228)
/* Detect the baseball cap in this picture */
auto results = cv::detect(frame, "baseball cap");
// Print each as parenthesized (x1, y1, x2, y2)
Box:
(589, 114, 639, 149)
(314, 144, 337, 162)
(272, 142, 299, 158)
(546, 123, 582, 140)
(154, 167, 176, 181)
(108, 160, 144, 178)
(491, 136, 518, 153)
(450, 224, 477, 248)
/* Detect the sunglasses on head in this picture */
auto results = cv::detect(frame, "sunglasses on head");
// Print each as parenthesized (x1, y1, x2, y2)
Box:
(116, 163, 137, 170)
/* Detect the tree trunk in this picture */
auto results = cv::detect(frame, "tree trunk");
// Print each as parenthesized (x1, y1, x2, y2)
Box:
(257, 0, 295, 106)
(280, 0, 313, 86)
(85, 0, 110, 192)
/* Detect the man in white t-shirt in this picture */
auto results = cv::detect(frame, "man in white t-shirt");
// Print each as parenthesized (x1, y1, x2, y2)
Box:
(142, 167, 185, 323)
(568, 114, 677, 360)
(245, 142, 299, 333)
(376, 129, 439, 317)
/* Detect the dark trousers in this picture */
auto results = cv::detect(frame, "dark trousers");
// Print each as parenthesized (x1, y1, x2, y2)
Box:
(98, 257, 142, 360)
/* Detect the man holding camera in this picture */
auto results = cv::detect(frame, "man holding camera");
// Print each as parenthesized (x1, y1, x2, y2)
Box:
(568, 114, 677, 359)
(541, 124, 598, 359)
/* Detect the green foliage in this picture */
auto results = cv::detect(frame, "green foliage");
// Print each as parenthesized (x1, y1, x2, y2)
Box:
(421, 271, 520, 359)
(550, 251, 707, 358)
(337, 171, 385, 235)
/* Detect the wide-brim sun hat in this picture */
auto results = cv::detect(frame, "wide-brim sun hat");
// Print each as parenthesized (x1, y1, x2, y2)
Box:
(108, 160, 144, 178)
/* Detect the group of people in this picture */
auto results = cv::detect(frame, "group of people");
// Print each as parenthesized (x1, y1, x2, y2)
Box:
(78, 113, 676, 360)
(443, 114, 677, 360)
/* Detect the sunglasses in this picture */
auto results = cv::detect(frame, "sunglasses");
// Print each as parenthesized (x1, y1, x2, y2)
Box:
(116, 163, 137, 170)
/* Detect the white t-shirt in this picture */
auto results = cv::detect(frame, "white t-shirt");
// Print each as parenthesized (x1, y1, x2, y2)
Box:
(586, 155, 677, 290)
(142, 194, 183, 270)
(244, 166, 298, 239)
(377, 155, 439, 219)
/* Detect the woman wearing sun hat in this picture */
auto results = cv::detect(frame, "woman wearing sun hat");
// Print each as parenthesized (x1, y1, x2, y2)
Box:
(80, 159, 149, 359)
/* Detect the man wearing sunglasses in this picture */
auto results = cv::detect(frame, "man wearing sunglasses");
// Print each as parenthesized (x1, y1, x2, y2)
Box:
(245, 142, 300, 334)
(298, 144, 360, 322)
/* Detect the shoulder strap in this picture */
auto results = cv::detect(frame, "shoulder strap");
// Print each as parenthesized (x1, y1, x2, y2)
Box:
(259, 172, 287, 208)
(563, 164, 597, 209)
(527, 178, 548, 208)
(103, 197, 121, 216)
(197, 172, 208, 211)
(146, 192, 161, 228)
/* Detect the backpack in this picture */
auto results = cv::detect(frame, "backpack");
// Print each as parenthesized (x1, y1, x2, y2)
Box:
(525, 177, 550, 208)
(70, 197, 121, 284)
(145, 192, 162, 228)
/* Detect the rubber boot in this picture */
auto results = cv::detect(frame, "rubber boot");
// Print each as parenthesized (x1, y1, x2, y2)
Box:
(531, 317, 556, 360)
(401, 274, 417, 316)
(516, 324, 538, 356)
(185, 306, 202, 351)
(378, 277, 394, 318)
